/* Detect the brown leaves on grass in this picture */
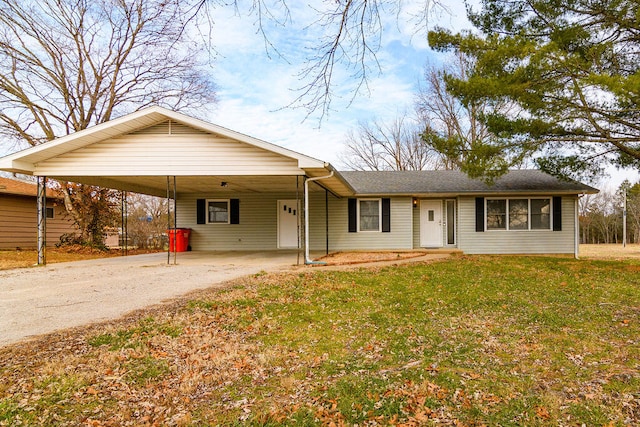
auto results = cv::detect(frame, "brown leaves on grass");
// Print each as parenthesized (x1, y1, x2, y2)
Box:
(317, 251, 427, 265)
(1, 258, 639, 426)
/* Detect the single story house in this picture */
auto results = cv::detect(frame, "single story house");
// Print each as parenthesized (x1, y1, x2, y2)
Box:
(0, 107, 598, 261)
(0, 176, 76, 249)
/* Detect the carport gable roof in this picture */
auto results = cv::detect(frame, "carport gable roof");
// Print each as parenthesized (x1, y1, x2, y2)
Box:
(0, 106, 327, 173)
(340, 170, 599, 196)
(0, 107, 356, 197)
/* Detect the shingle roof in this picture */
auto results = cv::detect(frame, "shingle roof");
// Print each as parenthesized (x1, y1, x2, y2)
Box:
(0, 176, 59, 198)
(338, 170, 598, 195)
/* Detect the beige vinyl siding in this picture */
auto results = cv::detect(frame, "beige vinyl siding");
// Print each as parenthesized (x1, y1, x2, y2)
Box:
(176, 193, 413, 251)
(457, 196, 576, 254)
(308, 191, 330, 252)
(33, 121, 302, 176)
(0, 195, 76, 249)
(177, 192, 303, 251)
(315, 196, 414, 251)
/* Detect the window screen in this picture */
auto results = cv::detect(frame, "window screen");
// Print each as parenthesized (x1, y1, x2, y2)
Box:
(359, 200, 380, 231)
(208, 200, 229, 224)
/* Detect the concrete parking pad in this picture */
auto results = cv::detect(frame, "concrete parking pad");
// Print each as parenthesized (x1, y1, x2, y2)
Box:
(0, 251, 300, 346)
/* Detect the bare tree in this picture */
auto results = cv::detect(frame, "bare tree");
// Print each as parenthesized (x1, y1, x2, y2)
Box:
(0, 0, 216, 244)
(342, 117, 444, 171)
(628, 193, 640, 244)
(581, 190, 619, 244)
(124, 194, 170, 249)
(343, 51, 503, 173)
(292, 0, 449, 118)
(415, 52, 524, 178)
(191, 0, 447, 119)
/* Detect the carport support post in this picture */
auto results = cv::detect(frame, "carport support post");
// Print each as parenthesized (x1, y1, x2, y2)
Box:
(304, 171, 333, 264)
(121, 191, 128, 256)
(36, 176, 47, 265)
(173, 176, 177, 265)
(166, 176, 177, 265)
(296, 176, 300, 265)
(167, 176, 171, 265)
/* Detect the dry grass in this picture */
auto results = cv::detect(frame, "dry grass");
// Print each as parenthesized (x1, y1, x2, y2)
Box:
(317, 251, 427, 265)
(1, 256, 638, 426)
(2, 244, 637, 271)
(0, 247, 158, 270)
(580, 243, 640, 259)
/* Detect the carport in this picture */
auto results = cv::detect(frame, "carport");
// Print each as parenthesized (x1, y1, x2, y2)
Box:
(0, 107, 353, 265)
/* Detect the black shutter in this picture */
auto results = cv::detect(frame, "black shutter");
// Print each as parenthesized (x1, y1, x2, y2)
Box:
(348, 198, 357, 232)
(196, 199, 206, 224)
(475, 197, 484, 232)
(230, 199, 240, 224)
(382, 198, 391, 232)
(553, 196, 562, 231)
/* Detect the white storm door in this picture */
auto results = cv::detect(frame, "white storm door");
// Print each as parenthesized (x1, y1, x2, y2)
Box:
(420, 200, 444, 248)
(278, 200, 300, 249)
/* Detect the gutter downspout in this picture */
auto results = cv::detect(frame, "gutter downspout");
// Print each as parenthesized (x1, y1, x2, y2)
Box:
(575, 195, 580, 259)
(304, 170, 334, 264)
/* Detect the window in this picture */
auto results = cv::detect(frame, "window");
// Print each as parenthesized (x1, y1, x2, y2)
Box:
(486, 199, 507, 230)
(348, 198, 390, 233)
(531, 199, 551, 229)
(446, 200, 456, 245)
(509, 199, 528, 230)
(45, 207, 54, 219)
(359, 199, 381, 232)
(486, 198, 552, 231)
(207, 199, 229, 224)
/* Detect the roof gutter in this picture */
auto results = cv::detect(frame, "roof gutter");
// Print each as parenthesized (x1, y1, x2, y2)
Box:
(304, 170, 334, 265)
(323, 163, 357, 195)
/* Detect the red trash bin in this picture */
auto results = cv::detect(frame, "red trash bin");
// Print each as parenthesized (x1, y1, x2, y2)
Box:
(168, 228, 191, 252)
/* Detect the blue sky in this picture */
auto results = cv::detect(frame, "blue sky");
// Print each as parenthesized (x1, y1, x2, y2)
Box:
(1, 0, 636, 189)
(203, 0, 638, 189)
(203, 1, 469, 166)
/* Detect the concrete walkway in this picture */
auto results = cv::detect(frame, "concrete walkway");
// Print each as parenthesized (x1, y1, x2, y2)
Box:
(0, 251, 301, 346)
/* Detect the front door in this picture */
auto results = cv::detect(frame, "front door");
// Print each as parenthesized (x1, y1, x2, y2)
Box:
(420, 200, 443, 248)
(278, 200, 299, 249)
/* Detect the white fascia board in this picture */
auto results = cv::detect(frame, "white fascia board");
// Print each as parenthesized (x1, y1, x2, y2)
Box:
(0, 107, 166, 167)
(0, 157, 35, 174)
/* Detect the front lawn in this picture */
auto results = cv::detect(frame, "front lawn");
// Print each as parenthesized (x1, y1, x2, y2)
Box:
(1, 256, 638, 426)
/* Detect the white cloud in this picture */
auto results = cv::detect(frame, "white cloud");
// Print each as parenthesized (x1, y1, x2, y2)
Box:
(203, 1, 467, 168)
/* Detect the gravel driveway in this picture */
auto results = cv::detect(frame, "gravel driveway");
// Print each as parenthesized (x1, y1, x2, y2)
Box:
(0, 251, 300, 346)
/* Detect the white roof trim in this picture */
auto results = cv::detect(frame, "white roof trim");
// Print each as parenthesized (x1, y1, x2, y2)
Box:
(0, 106, 327, 173)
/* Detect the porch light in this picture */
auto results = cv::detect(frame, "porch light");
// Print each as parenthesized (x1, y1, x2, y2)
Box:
(413, 198, 418, 208)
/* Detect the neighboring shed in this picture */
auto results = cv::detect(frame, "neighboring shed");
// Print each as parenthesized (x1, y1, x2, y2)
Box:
(0, 176, 76, 249)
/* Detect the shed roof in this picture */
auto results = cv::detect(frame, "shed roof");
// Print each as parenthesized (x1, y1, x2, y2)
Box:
(339, 170, 598, 196)
(0, 176, 58, 198)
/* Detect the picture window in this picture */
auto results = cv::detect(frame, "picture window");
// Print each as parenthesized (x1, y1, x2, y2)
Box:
(486, 198, 552, 231)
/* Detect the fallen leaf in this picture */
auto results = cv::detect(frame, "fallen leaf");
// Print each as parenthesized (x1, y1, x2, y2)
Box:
(535, 406, 550, 420)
